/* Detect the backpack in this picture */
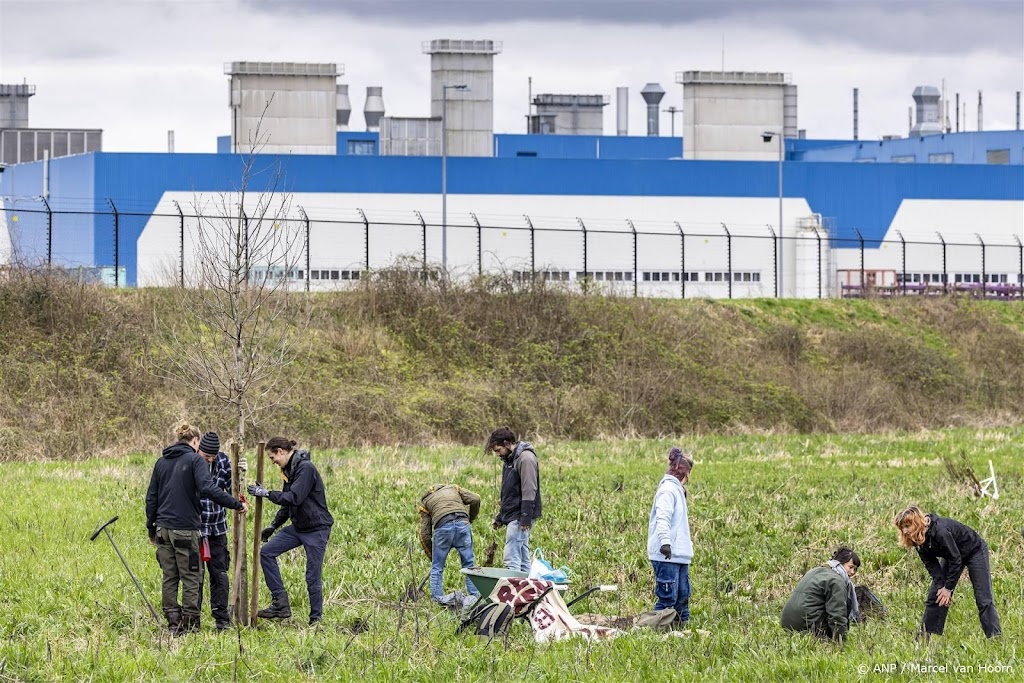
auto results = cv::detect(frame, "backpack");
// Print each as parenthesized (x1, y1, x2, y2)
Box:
(854, 585, 887, 621)
(458, 602, 516, 638)
(632, 607, 679, 632)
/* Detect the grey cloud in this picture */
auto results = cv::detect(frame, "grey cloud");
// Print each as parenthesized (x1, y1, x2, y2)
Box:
(247, 0, 1022, 52)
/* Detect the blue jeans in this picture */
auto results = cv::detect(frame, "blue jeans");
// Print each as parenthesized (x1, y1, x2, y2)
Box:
(503, 520, 532, 572)
(651, 560, 691, 623)
(430, 520, 479, 600)
(260, 525, 331, 621)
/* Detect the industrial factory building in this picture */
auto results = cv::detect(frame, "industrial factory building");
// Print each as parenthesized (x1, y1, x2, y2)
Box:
(0, 38, 1021, 296)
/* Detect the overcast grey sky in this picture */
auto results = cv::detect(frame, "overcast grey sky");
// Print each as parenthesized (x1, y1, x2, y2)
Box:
(1, 0, 1021, 152)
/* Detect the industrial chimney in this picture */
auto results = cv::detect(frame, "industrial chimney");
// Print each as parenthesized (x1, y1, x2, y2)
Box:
(336, 84, 351, 131)
(640, 82, 665, 136)
(616, 86, 628, 136)
(364, 86, 385, 131)
(852, 88, 859, 140)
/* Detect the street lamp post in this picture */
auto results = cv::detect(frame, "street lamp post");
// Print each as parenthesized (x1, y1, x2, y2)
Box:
(441, 84, 468, 273)
(763, 131, 783, 297)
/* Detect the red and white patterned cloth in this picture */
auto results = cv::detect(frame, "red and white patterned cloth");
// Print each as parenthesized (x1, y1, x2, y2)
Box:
(489, 577, 621, 643)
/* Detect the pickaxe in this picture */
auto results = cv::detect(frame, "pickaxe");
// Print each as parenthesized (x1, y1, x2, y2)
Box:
(90, 516, 161, 625)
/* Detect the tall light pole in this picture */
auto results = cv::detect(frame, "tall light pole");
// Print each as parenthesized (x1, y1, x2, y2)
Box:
(762, 131, 783, 297)
(441, 83, 468, 273)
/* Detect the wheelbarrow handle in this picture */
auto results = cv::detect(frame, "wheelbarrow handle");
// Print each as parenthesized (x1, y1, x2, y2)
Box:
(564, 584, 618, 610)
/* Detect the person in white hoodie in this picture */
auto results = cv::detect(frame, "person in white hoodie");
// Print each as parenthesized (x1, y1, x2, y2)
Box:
(647, 446, 694, 624)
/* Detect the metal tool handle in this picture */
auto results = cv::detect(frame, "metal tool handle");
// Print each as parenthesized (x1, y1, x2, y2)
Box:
(90, 516, 119, 542)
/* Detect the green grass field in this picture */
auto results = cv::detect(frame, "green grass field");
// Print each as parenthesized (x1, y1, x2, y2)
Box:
(2, 429, 1021, 682)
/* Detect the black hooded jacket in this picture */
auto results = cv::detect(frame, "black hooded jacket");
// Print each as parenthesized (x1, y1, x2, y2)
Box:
(917, 513, 986, 592)
(146, 441, 241, 535)
(268, 450, 334, 533)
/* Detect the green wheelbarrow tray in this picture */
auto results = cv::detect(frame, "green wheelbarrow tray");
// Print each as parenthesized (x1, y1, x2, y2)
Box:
(461, 567, 570, 598)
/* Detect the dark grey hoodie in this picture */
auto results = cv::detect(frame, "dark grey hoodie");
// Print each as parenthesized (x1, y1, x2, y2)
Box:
(145, 441, 241, 535)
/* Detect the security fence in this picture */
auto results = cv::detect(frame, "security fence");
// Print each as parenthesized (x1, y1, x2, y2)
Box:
(1, 201, 1022, 300)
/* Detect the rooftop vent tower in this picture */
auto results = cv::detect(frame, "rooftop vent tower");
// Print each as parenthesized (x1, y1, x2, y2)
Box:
(0, 83, 35, 128)
(336, 84, 351, 131)
(364, 86, 385, 131)
(910, 85, 942, 137)
(640, 83, 665, 136)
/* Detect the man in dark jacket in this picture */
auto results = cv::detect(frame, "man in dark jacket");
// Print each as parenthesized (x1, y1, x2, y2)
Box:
(487, 428, 541, 572)
(248, 436, 334, 625)
(146, 424, 246, 635)
(195, 431, 239, 630)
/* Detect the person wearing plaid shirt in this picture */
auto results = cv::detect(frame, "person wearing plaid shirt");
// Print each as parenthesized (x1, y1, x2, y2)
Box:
(197, 432, 236, 630)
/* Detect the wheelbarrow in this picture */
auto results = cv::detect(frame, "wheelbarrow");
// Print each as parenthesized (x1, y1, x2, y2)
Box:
(461, 567, 615, 609)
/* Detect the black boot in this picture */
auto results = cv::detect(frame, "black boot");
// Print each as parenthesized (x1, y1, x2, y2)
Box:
(174, 612, 200, 636)
(164, 608, 182, 635)
(257, 591, 292, 619)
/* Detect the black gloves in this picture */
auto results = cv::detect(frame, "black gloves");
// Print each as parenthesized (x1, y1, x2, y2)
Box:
(492, 517, 503, 530)
(518, 515, 532, 530)
(260, 526, 276, 543)
(660, 544, 672, 559)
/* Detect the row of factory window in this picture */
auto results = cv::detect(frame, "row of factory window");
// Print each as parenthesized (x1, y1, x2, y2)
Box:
(894, 272, 1022, 284)
(250, 268, 362, 282)
(878, 149, 1011, 165)
(512, 270, 764, 284)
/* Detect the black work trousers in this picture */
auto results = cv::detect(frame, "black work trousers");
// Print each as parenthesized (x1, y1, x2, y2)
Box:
(922, 542, 1001, 638)
(198, 534, 231, 627)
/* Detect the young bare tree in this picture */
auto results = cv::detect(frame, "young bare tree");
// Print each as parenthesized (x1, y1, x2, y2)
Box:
(151, 101, 310, 626)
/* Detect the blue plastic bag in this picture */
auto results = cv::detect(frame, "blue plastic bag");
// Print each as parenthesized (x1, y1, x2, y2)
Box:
(528, 548, 572, 583)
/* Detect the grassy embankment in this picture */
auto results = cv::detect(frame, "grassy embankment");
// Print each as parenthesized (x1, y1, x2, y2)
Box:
(1, 430, 1021, 681)
(1, 269, 1023, 459)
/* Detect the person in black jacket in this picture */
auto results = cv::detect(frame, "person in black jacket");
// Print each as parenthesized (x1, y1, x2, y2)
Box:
(487, 427, 542, 572)
(895, 505, 1001, 638)
(248, 436, 334, 625)
(145, 423, 247, 635)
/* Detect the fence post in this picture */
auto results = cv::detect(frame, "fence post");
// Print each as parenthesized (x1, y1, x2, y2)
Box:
(675, 221, 685, 300)
(524, 214, 535, 281)
(298, 206, 310, 292)
(721, 222, 732, 300)
(854, 228, 865, 294)
(936, 231, 947, 294)
(358, 208, 369, 274)
(41, 197, 53, 268)
(895, 229, 906, 296)
(470, 212, 482, 277)
(1014, 234, 1023, 300)
(107, 199, 119, 288)
(976, 233, 986, 298)
(173, 200, 185, 287)
(627, 219, 637, 297)
(815, 227, 822, 299)
(767, 225, 778, 298)
(414, 210, 427, 277)
(581, 216, 589, 286)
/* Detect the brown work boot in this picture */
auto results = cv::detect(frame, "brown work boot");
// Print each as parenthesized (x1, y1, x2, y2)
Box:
(257, 591, 292, 619)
